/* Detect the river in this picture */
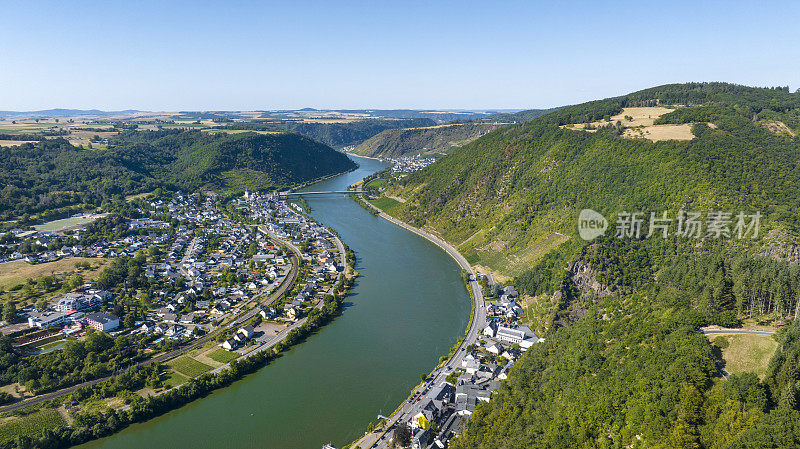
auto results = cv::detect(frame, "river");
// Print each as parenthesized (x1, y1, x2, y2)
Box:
(78, 155, 470, 449)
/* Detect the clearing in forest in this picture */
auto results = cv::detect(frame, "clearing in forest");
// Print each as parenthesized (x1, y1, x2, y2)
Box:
(562, 106, 712, 142)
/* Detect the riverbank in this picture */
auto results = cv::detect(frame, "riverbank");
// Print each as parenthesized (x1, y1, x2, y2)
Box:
(349, 185, 485, 449)
(0, 206, 355, 449)
(287, 164, 359, 193)
(69, 155, 468, 449)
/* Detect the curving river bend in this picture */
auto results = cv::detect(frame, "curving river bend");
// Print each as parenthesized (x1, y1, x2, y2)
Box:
(78, 155, 470, 449)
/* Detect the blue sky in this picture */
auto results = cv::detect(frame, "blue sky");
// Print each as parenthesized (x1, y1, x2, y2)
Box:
(1, 0, 798, 110)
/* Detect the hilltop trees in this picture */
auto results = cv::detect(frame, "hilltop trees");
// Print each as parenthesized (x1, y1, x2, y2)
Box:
(419, 84, 800, 448)
(0, 130, 355, 222)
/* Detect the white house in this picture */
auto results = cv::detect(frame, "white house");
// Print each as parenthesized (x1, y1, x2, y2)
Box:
(483, 321, 497, 338)
(496, 325, 543, 351)
(461, 354, 480, 375)
(222, 338, 238, 350)
(236, 324, 255, 341)
(260, 307, 277, 319)
(486, 342, 504, 355)
(85, 312, 120, 332)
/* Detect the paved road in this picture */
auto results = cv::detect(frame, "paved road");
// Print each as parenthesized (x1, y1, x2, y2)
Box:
(352, 185, 485, 449)
(701, 328, 776, 336)
(258, 225, 303, 258)
(178, 235, 200, 277)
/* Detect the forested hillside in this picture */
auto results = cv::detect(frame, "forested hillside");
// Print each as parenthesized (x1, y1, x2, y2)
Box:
(352, 123, 506, 158)
(482, 107, 560, 123)
(453, 236, 800, 449)
(350, 109, 559, 158)
(0, 130, 355, 222)
(213, 118, 435, 148)
(384, 83, 800, 277)
(374, 83, 800, 447)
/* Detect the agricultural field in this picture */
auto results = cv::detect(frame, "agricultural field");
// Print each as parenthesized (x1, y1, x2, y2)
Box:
(561, 106, 712, 142)
(0, 119, 118, 147)
(368, 196, 402, 215)
(163, 371, 189, 389)
(365, 178, 387, 190)
(712, 333, 779, 379)
(0, 140, 37, 147)
(0, 257, 108, 292)
(168, 356, 214, 378)
(124, 191, 155, 202)
(33, 213, 105, 232)
(0, 409, 65, 443)
(207, 348, 240, 364)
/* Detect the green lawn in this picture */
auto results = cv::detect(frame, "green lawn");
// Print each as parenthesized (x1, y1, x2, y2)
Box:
(368, 196, 402, 214)
(365, 178, 387, 190)
(164, 371, 189, 388)
(33, 216, 95, 231)
(0, 409, 65, 444)
(208, 348, 239, 364)
(168, 356, 214, 378)
(716, 333, 779, 379)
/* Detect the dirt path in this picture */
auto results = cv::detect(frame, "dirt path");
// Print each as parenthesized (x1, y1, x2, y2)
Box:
(57, 405, 74, 426)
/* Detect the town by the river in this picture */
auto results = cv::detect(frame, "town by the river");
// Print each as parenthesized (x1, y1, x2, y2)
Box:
(74, 156, 471, 448)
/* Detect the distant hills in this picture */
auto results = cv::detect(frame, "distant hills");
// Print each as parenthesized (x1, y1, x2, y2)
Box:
(0, 109, 142, 118)
(350, 108, 560, 158)
(287, 118, 436, 148)
(0, 130, 355, 222)
(260, 109, 505, 122)
(352, 122, 506, 158)
(485, 106, 562, 122)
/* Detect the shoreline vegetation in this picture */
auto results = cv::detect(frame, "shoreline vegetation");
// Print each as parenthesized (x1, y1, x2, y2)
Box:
(0, 216, 356, 449)
(347, 183, 479, 449)
(1, 271, 356, 449)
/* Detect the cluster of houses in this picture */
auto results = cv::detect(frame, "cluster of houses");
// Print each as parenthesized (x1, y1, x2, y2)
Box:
(155, 191, 223, 223)
(387, 155, 435, 173)
(240, 191, 342, 273)
(131, 195, 296, 338)
(127, 218, 170, 230)
(0, 228, 171, 264)
(402, 352, 512, 449)
(221, 324, 256, 350)
(133, 191, 342, 343)
(484, 285, 525, 319)
(394, 280, 544, 448)
(7, 188, 344, 370)
(399, 328, 545, 449)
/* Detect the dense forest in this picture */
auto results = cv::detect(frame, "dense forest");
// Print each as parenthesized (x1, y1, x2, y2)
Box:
(384, 82, 800, 276)
(352, 123, 506, 158)
(454, 236, 800, 449)
(213, 118, 435, 148)
(372, 83, 800, 448)
(0, 130, 355, 222)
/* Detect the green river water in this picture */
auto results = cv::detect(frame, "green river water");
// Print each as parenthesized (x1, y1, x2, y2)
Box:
(78, 155, 470, 449)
